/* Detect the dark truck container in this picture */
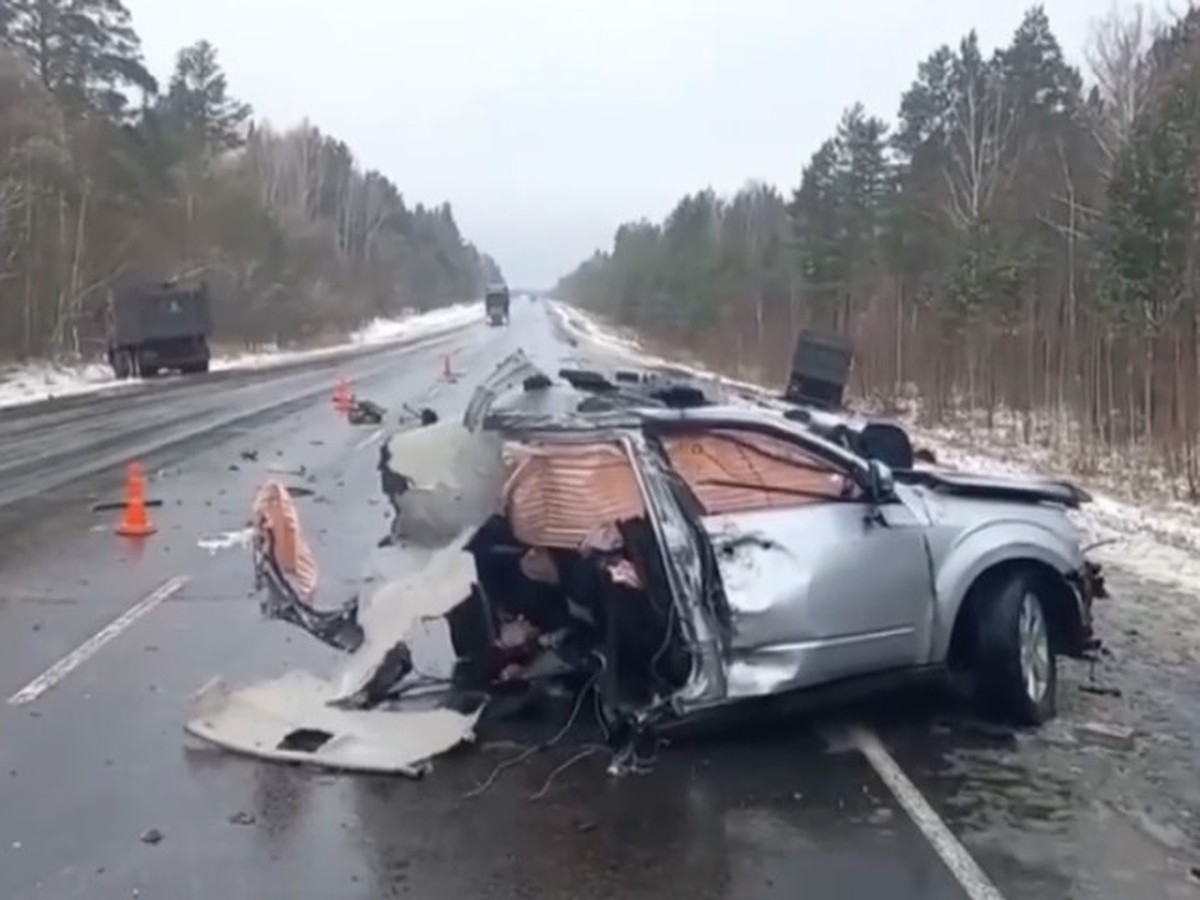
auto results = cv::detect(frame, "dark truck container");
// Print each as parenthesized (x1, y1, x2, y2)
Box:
(484, 284, 510, 326)
(785, 328, 853, 409)
(106, 281, 214, 378)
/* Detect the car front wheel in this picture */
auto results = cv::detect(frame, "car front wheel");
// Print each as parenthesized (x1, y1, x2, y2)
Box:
(972, 569, 1057, 725)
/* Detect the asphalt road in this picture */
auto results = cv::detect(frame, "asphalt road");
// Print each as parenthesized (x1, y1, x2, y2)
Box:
(0, 298, 1194, 900)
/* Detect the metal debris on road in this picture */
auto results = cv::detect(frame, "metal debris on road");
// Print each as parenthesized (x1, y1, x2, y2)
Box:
(91, 499, 164, 513)
(348, 398, 386, 425)
(197, 528, 254, 555)
(139, 828, 162, 845)
(268, 463, 307, 477)
(1076, 721, 1136, 751)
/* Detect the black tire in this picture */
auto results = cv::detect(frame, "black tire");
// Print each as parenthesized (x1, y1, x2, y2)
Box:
(971, 568, 1057, 725)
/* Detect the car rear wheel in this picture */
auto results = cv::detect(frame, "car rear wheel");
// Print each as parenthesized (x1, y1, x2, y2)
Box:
(971, 569, 1057, 725)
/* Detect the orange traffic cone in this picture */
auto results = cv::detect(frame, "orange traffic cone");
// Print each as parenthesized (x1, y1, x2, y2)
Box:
(116, 462, 156, 537)
(333, 377, 352, 414)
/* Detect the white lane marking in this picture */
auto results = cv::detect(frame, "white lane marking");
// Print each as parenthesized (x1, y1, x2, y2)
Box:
(850, 725, 1006, 900)
(191, 675, 221, 701)
(354, 428, 383, 451)
(8, 575, 190, 706)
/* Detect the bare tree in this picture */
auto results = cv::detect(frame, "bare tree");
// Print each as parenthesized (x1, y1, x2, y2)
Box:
(1087, 4, 1157, 175)
(942, 54, 1018, 230)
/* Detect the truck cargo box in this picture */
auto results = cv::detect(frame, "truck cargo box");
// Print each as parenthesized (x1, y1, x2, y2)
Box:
(111, 283, 214, 344)
(785, 329, 853, 409)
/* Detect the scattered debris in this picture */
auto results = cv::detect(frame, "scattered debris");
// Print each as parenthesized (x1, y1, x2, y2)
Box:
(398, 403, 439, 426)
(348, 399, 386, 425)
(91, 499, 164, 513)
(1076, 721, 1136, 751)
(268, 463, 307, 477)
(240, 450, 259, 462)
(228, 811, 256, 826)
(198, 528, 254, 555)
(139, 828, 162, 846)
(228, 464, 241, 472)
(1079, 684, 1122, 698)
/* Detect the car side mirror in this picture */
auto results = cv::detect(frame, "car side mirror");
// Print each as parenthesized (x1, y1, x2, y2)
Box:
(866, 459, 895, 502)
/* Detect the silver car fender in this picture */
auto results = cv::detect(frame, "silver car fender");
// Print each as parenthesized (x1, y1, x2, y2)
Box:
(930, 518, 1083, 662)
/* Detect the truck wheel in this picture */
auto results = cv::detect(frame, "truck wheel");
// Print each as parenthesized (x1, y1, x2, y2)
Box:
(971, 568, 1057, 725)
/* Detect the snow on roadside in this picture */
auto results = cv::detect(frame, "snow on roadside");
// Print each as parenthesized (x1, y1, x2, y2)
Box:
(0, 360, 139, 410)
(210, 302, 481, 372)
(550, 300, 1200, 602)
(0, 303, 482, 411)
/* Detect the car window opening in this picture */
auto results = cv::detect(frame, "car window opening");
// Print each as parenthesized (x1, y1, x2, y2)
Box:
(661, 429, 858, 515)
(450, 439, 692, 714)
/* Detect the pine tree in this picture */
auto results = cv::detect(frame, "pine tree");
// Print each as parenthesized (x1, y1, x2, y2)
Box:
(160, 40, 250, 156)
(6, 0, 155, 116)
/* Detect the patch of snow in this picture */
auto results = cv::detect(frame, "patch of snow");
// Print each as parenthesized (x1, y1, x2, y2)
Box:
(548, 302, 768, 397)
(0, 360, 134, 410)
(212, 302, 482, 372)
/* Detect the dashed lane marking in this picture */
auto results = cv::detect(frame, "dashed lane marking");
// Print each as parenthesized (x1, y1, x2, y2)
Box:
(8, 575, 190, 706)
(850, 724, 1006, 900)
(353, 429, 384, 452)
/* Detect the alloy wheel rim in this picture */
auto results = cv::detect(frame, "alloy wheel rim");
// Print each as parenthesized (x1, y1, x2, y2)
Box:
(1018, 592, 1050, 703)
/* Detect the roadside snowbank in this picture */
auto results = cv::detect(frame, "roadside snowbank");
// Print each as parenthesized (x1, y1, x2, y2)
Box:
(0, 303, 482, 410)
(550, 300, 1200, 601)
(0, 360, 139, 409)
(210, 303, 482, 371)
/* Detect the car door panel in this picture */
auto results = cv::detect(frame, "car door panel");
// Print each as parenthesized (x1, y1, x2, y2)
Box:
(701, 500, 934, 697)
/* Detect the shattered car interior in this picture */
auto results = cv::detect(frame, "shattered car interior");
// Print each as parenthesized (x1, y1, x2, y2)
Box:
(185, 350, 1108, 776)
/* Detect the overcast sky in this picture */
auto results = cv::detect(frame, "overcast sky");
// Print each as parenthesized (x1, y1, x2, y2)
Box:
(125, 0, 1144, 287)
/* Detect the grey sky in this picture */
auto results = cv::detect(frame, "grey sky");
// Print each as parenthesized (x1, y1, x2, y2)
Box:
(126, 0, 1139, 287)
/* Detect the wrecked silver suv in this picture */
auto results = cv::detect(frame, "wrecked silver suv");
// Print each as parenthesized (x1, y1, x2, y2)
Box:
(188, 351, 1107, 775)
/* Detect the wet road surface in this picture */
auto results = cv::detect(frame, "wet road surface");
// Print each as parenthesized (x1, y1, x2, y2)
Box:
(0, 298, 1195, 899)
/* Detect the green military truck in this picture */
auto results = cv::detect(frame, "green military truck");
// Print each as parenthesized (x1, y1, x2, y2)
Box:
(106, 281, 214, 378)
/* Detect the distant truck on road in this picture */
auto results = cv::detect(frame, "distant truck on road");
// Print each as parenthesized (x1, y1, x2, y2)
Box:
(106, 280, 213, 378)
(484, 283, 510, 326)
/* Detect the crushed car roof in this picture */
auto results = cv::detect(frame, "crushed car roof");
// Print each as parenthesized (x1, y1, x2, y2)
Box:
(468, 351, 1090, 508)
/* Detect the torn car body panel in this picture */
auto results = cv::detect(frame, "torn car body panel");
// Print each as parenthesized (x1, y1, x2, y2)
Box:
(185, 673, 483, 776)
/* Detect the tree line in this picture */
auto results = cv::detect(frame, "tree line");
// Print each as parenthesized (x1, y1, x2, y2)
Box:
(557, 5, 1200, 498)
(0, 0, 500, 359)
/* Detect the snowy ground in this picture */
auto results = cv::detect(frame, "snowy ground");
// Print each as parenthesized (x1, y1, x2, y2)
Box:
(0, 303, 482, 411)
(550, 301, 1200, 626)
